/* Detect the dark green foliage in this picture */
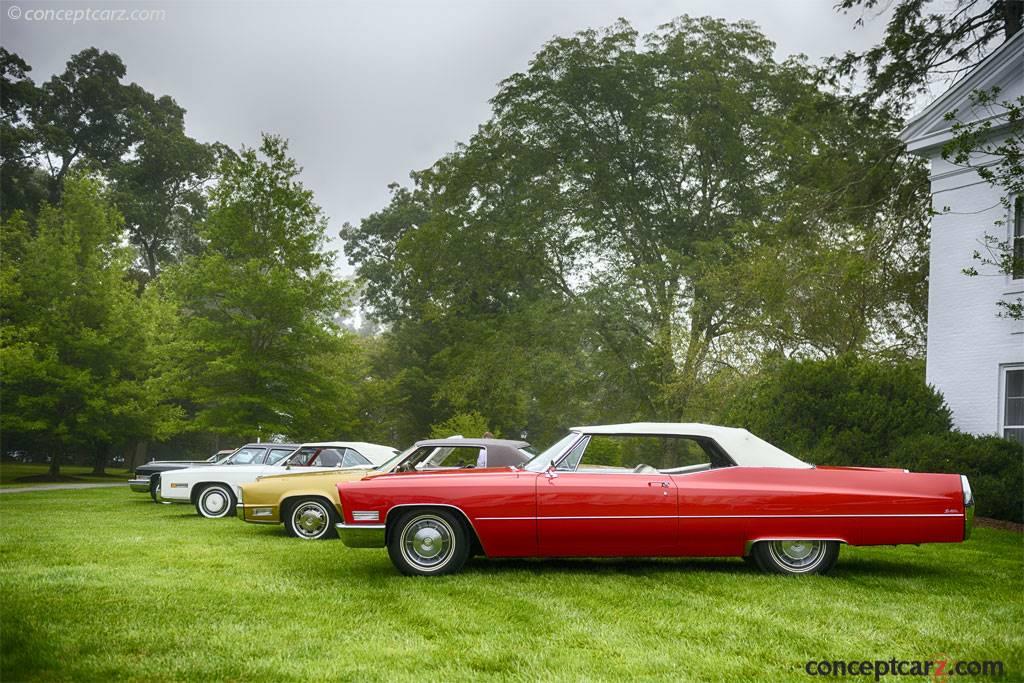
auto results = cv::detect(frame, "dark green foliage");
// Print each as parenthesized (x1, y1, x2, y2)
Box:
(109, 95, 218, 282)
(0, 49, 47, 220)
(31, 48, 153, 202)
(891, 432, 1023, 522)
(730, 356, 952, 465)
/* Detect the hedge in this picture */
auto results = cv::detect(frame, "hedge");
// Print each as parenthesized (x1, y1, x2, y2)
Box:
(730, 355, 1022, 522)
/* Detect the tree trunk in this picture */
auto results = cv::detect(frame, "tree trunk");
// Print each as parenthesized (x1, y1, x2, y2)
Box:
(90, 443, 109, 476)
(48, 447, 62, 478)
(127, 440, 148, 472)
(1004, 0, 1023, 40)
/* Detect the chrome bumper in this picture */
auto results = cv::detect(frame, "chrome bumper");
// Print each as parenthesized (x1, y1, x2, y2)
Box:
(236, 504, 245, 520)
(128, 478, 150, 493)
(962, 474, 975, 540)
(336, 522, 386, 548)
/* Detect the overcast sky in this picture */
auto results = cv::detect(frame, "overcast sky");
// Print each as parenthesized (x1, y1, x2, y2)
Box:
(1, 0, 893, 272)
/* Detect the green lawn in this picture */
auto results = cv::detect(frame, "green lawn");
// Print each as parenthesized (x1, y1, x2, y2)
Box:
(0, 462, 130, 487)
(1, 488, 1021, 682)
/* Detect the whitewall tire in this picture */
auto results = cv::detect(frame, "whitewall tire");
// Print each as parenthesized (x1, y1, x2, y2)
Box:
(387, 509, 471, 576)
(195, 484, 236, 519)
(752, 540, 840, 575)
(284, 498, 337, 540)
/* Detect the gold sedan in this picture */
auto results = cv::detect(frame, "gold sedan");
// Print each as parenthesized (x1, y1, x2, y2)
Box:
(236, 468, 376, 539)
(237, 439, 533, 540)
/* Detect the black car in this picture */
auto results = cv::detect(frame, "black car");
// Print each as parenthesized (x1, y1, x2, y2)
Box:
(129, 444, 299, 502)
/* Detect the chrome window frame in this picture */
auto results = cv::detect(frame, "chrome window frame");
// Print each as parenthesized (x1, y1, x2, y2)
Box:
(548, 432, 737, 474)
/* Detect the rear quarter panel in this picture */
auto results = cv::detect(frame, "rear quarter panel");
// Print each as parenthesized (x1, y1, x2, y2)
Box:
(673, 467, 965, 556)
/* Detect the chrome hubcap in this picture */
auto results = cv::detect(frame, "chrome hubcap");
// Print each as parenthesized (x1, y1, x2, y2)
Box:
(204, 490, 227, 514)
(401, 515, 454, 569)
(769, 540, 825, 571)
(294, 504, 327, 537)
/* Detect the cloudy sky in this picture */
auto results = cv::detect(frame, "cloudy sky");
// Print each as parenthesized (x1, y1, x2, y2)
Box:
(1, 0, 894, 271)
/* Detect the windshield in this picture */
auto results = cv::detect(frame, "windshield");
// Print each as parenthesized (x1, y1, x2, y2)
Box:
(376, 445, 416, 472)
(224, 446, 265, 465)
(523, 432, 581, 472)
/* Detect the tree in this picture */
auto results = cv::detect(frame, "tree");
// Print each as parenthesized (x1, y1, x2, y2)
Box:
(946, 88, 1024, 318)
(109, 95, 218, 283)
(833, 2, 1023, 319)
(31, 48, 152, 202)
(0, 175, 174, 476)
(158, 134, 360, 442)
(832, 0, 1023, 113)
(345, 17, 930, 430)
(0, 49, 46, 219)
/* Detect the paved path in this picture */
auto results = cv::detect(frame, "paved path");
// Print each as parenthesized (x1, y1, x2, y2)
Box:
(0, 482, 126, 494)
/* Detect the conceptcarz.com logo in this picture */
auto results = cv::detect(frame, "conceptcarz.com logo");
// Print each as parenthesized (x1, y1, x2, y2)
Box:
(804, 656, 1005, 681)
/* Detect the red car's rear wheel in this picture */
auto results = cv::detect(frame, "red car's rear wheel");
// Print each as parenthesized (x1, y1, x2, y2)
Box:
(752, 540, 840, 575)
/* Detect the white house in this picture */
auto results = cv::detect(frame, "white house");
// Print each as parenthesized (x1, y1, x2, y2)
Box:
(900, 30, 1023, 444)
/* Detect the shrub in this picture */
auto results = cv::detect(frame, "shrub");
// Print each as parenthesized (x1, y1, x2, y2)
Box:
(890, 432, 1023, 523)
(730, 355, 952, 466)
(429, 411, 497, 439)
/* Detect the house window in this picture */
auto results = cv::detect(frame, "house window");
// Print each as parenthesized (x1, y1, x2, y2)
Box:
(1004, 367, 1024, 444)
(1013, 196, 1023, 280)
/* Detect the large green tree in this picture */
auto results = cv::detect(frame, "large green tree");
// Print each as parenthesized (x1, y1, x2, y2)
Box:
(158, 134, 361, 442)
(0, 175, 174, 475)
(345, 17, 929, 433)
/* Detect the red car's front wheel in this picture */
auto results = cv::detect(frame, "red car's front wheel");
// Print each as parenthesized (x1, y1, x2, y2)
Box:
(388, 509, 471, 576)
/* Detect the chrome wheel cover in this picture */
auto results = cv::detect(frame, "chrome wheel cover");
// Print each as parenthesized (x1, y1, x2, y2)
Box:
(202, 488, 229, 516)
(768, 540, 826, 572)
(293, 502, 329, 539)
(400, 514, 455, 571)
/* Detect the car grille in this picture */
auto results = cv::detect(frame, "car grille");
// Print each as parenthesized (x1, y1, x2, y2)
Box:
(134, 472, 151, 481)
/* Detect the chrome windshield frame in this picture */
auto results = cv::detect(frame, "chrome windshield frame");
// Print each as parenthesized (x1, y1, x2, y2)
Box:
(523, 432, 587, 472)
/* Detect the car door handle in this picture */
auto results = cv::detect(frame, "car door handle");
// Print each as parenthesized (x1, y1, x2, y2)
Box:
(648, 481, 670, 488)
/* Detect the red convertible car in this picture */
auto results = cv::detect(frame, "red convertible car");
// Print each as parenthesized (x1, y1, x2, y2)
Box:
(335, 423, 974, 576)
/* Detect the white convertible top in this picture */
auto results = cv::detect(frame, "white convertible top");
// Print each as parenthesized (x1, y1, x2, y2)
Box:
(571, 423, 812, 469)
(297, 442, 399, 466)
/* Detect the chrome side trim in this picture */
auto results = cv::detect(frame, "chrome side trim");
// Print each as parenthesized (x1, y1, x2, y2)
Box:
(476, 513, 964, 521)
(336, 522, 386, 548)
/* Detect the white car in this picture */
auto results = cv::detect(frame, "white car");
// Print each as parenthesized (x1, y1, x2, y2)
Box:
(158, 442, 398, 518)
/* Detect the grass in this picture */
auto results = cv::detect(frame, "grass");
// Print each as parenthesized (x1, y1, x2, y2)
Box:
(0, 462, 130, 488)
(1, 488, 1022, 682)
